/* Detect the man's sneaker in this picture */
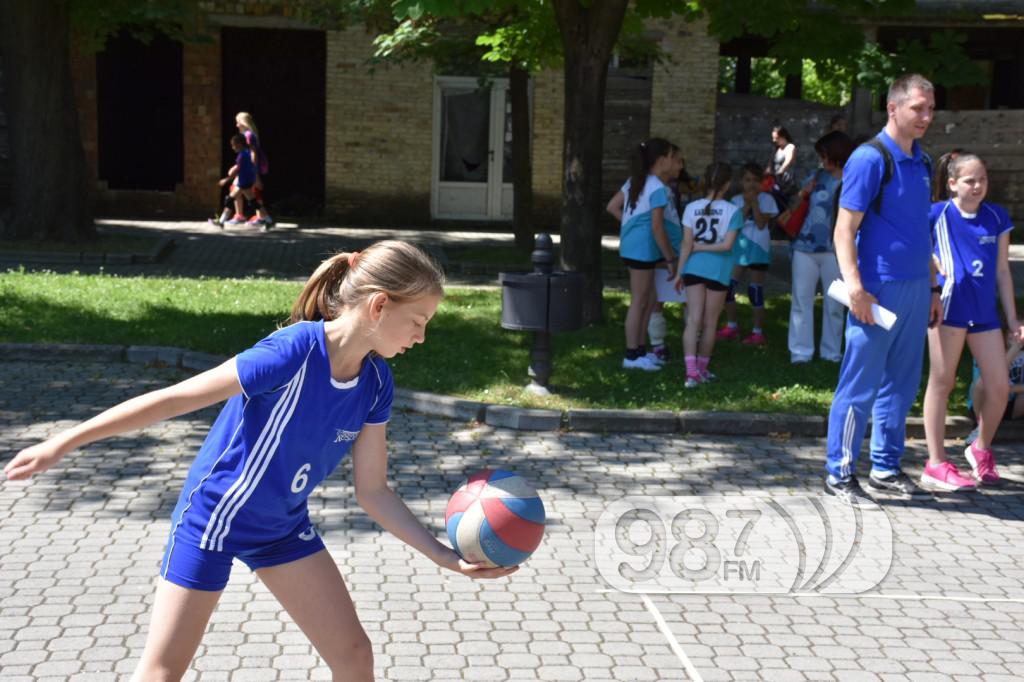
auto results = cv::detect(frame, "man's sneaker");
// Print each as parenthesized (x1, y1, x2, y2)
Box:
(824, 476, 876, 507)
(225, 214, 246, 225)
(920, 461, 977, 492)
(716, 325, 740, 341)
(741, 332, 767, 346)
(622, 356, 662, 372)
(867, 471, 931, 498)
(684, 374, 702, 388)
(207, 217, 224, 228)
(964, 442, 1000, 484)
(645, 352, 666, 367)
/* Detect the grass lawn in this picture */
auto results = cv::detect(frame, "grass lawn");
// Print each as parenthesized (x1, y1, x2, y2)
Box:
(0, 269, 976, 416)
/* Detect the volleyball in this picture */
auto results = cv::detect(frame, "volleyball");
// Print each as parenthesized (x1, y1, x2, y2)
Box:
(445, 469, 545, 568)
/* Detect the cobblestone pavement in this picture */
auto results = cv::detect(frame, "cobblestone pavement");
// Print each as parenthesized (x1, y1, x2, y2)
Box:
(2, 358, 1024, 681)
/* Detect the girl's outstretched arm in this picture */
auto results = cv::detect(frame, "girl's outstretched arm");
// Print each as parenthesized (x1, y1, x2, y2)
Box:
(4, 359, 242, 481)
(352, 424, 516, 580)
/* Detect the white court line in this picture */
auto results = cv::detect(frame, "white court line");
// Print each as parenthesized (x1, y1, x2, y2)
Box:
(602, 589, 1024, 605)
(641, 594, 704, 682)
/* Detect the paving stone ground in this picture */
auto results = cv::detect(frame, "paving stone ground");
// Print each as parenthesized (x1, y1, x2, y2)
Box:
(2, 358, 1023, 681)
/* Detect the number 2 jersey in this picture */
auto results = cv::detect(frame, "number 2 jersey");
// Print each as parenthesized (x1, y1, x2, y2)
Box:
(167, 320, 394, 554)
(931, 200, 1014, 327)
(681, 198, 744, 285)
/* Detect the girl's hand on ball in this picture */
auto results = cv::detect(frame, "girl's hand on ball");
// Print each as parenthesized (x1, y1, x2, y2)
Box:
(457, 559, 519, 580)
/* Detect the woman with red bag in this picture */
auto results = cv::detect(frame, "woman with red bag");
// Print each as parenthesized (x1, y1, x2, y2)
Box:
(787, 130, 855, 364)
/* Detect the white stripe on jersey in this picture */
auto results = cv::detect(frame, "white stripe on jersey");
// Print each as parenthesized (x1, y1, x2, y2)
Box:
(934, 203, 956, 319)
(201, 343, 315, 551)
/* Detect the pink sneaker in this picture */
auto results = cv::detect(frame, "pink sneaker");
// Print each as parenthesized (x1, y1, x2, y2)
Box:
(964, 443, 1000, 484)
(741, 332, 767, 346)
(716, 325, 740, 341)
(920, 461, 977, 492)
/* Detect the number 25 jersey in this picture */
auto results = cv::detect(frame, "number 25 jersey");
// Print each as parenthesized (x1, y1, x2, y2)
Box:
(681, 198, 744, 285)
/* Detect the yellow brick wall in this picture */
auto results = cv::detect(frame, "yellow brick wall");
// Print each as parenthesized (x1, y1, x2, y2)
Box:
(530, 68, 565, 228)
(324, 27, 433, 223)
(648, 16, 720, 178)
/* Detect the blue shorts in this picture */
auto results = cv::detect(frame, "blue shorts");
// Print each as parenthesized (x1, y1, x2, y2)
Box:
(160, 519, 326, 592)
(943, 318, 1001, 334)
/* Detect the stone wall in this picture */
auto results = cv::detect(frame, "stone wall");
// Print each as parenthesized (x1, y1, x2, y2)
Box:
(714, 93, 842, 190)
(872, 109, 1024, 219)
(531, 69, 565, 230)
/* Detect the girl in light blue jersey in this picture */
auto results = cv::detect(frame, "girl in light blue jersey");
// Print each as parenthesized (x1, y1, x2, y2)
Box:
(922, 152, 1022, 492)
(4, 241, 515, 681)
(607, 138, 682, 371)
(674, 162, 744, 387)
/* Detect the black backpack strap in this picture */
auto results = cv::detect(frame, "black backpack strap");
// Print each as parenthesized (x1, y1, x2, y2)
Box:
(865, 137, 893, 214)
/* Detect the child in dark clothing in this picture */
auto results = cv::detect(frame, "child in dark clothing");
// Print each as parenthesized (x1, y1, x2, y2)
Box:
(209, 134, 268, 229)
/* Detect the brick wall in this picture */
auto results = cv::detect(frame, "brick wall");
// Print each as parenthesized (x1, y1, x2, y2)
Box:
(649, 17, 720, 180)
(178, 36, 221, 210)
(872, 109, 1024, 220)
(531, 68, 564, 229)
(324, 27, 433, 224)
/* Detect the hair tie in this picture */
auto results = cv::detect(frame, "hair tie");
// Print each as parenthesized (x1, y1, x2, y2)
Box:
(347, 251, 361, 269)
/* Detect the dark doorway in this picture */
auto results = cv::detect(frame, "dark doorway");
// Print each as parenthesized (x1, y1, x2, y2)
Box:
(96, 32, 183, 190)
(221, 27, 326, 214)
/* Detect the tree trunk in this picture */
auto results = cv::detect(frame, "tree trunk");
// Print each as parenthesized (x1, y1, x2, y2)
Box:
(510, 65, 534, 252)
(551, 0, 628, 325)
(0, 0, 94, 242)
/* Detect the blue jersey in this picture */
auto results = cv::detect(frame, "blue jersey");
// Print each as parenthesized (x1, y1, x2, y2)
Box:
(236, 149, 257, 187)
(619, 175, 681, 261)
(840, 130, 932, 283)
(167, 321, 393, 556)
(681, 198, 744, 285)
(932, 200, 1013, 327)
(731, 192, 778, 266)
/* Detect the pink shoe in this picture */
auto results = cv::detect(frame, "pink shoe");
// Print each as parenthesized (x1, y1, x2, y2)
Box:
(716, 325, 740, 341)
(964, 443, 1000, 484)
(741, 332, 767, 346)
(920, 461, 977, 492)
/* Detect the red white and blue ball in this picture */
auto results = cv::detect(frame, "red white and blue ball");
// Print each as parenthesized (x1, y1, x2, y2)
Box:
(445, 469, 545, 568)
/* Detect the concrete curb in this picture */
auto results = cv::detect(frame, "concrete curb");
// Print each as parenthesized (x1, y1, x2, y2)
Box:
(2, 342, 1018, 439)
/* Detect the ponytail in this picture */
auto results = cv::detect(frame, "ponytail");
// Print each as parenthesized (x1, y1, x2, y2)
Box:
(289, 241, 445, 325)
(626, 137, 675, 212)
(933, 149, 960, 202)
(700, 162, 733, 212)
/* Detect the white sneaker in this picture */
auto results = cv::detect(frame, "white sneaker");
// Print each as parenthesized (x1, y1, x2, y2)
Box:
(644, 352, 666, 366)
(623, 356, 662, 371)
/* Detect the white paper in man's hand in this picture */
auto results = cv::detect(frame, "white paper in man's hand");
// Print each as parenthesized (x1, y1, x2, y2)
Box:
(827, 280, 897, 330)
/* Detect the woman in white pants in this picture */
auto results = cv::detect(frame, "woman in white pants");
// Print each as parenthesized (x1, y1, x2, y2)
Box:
(788, 131, 855, 364)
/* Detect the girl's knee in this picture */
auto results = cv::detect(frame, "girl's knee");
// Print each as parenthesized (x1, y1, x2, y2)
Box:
(326, 633, 374, 677)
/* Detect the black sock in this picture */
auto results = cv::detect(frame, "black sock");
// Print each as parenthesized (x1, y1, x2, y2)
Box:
(625, 347, 640, 360)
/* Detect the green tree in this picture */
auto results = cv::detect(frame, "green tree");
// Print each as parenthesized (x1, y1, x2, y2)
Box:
(0, 0, 200, 243)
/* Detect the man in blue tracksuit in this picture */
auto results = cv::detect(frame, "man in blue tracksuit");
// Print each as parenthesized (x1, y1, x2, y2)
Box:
(825, 73, 944, 505)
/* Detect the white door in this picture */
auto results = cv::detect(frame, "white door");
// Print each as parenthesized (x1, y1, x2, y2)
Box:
(432, 76, 514, 220)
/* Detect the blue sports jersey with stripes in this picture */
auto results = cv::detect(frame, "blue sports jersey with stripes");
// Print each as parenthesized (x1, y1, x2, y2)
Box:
(162, 321, 393, 587)
(931, 200, 1014, 329)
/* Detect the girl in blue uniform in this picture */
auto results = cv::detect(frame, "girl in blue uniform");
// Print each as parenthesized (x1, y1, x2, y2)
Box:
(674, 162, 744, 387)
(606, 138, 683, 371)
(4, 241, 515, 681)
(921, 152, 1022, 491)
